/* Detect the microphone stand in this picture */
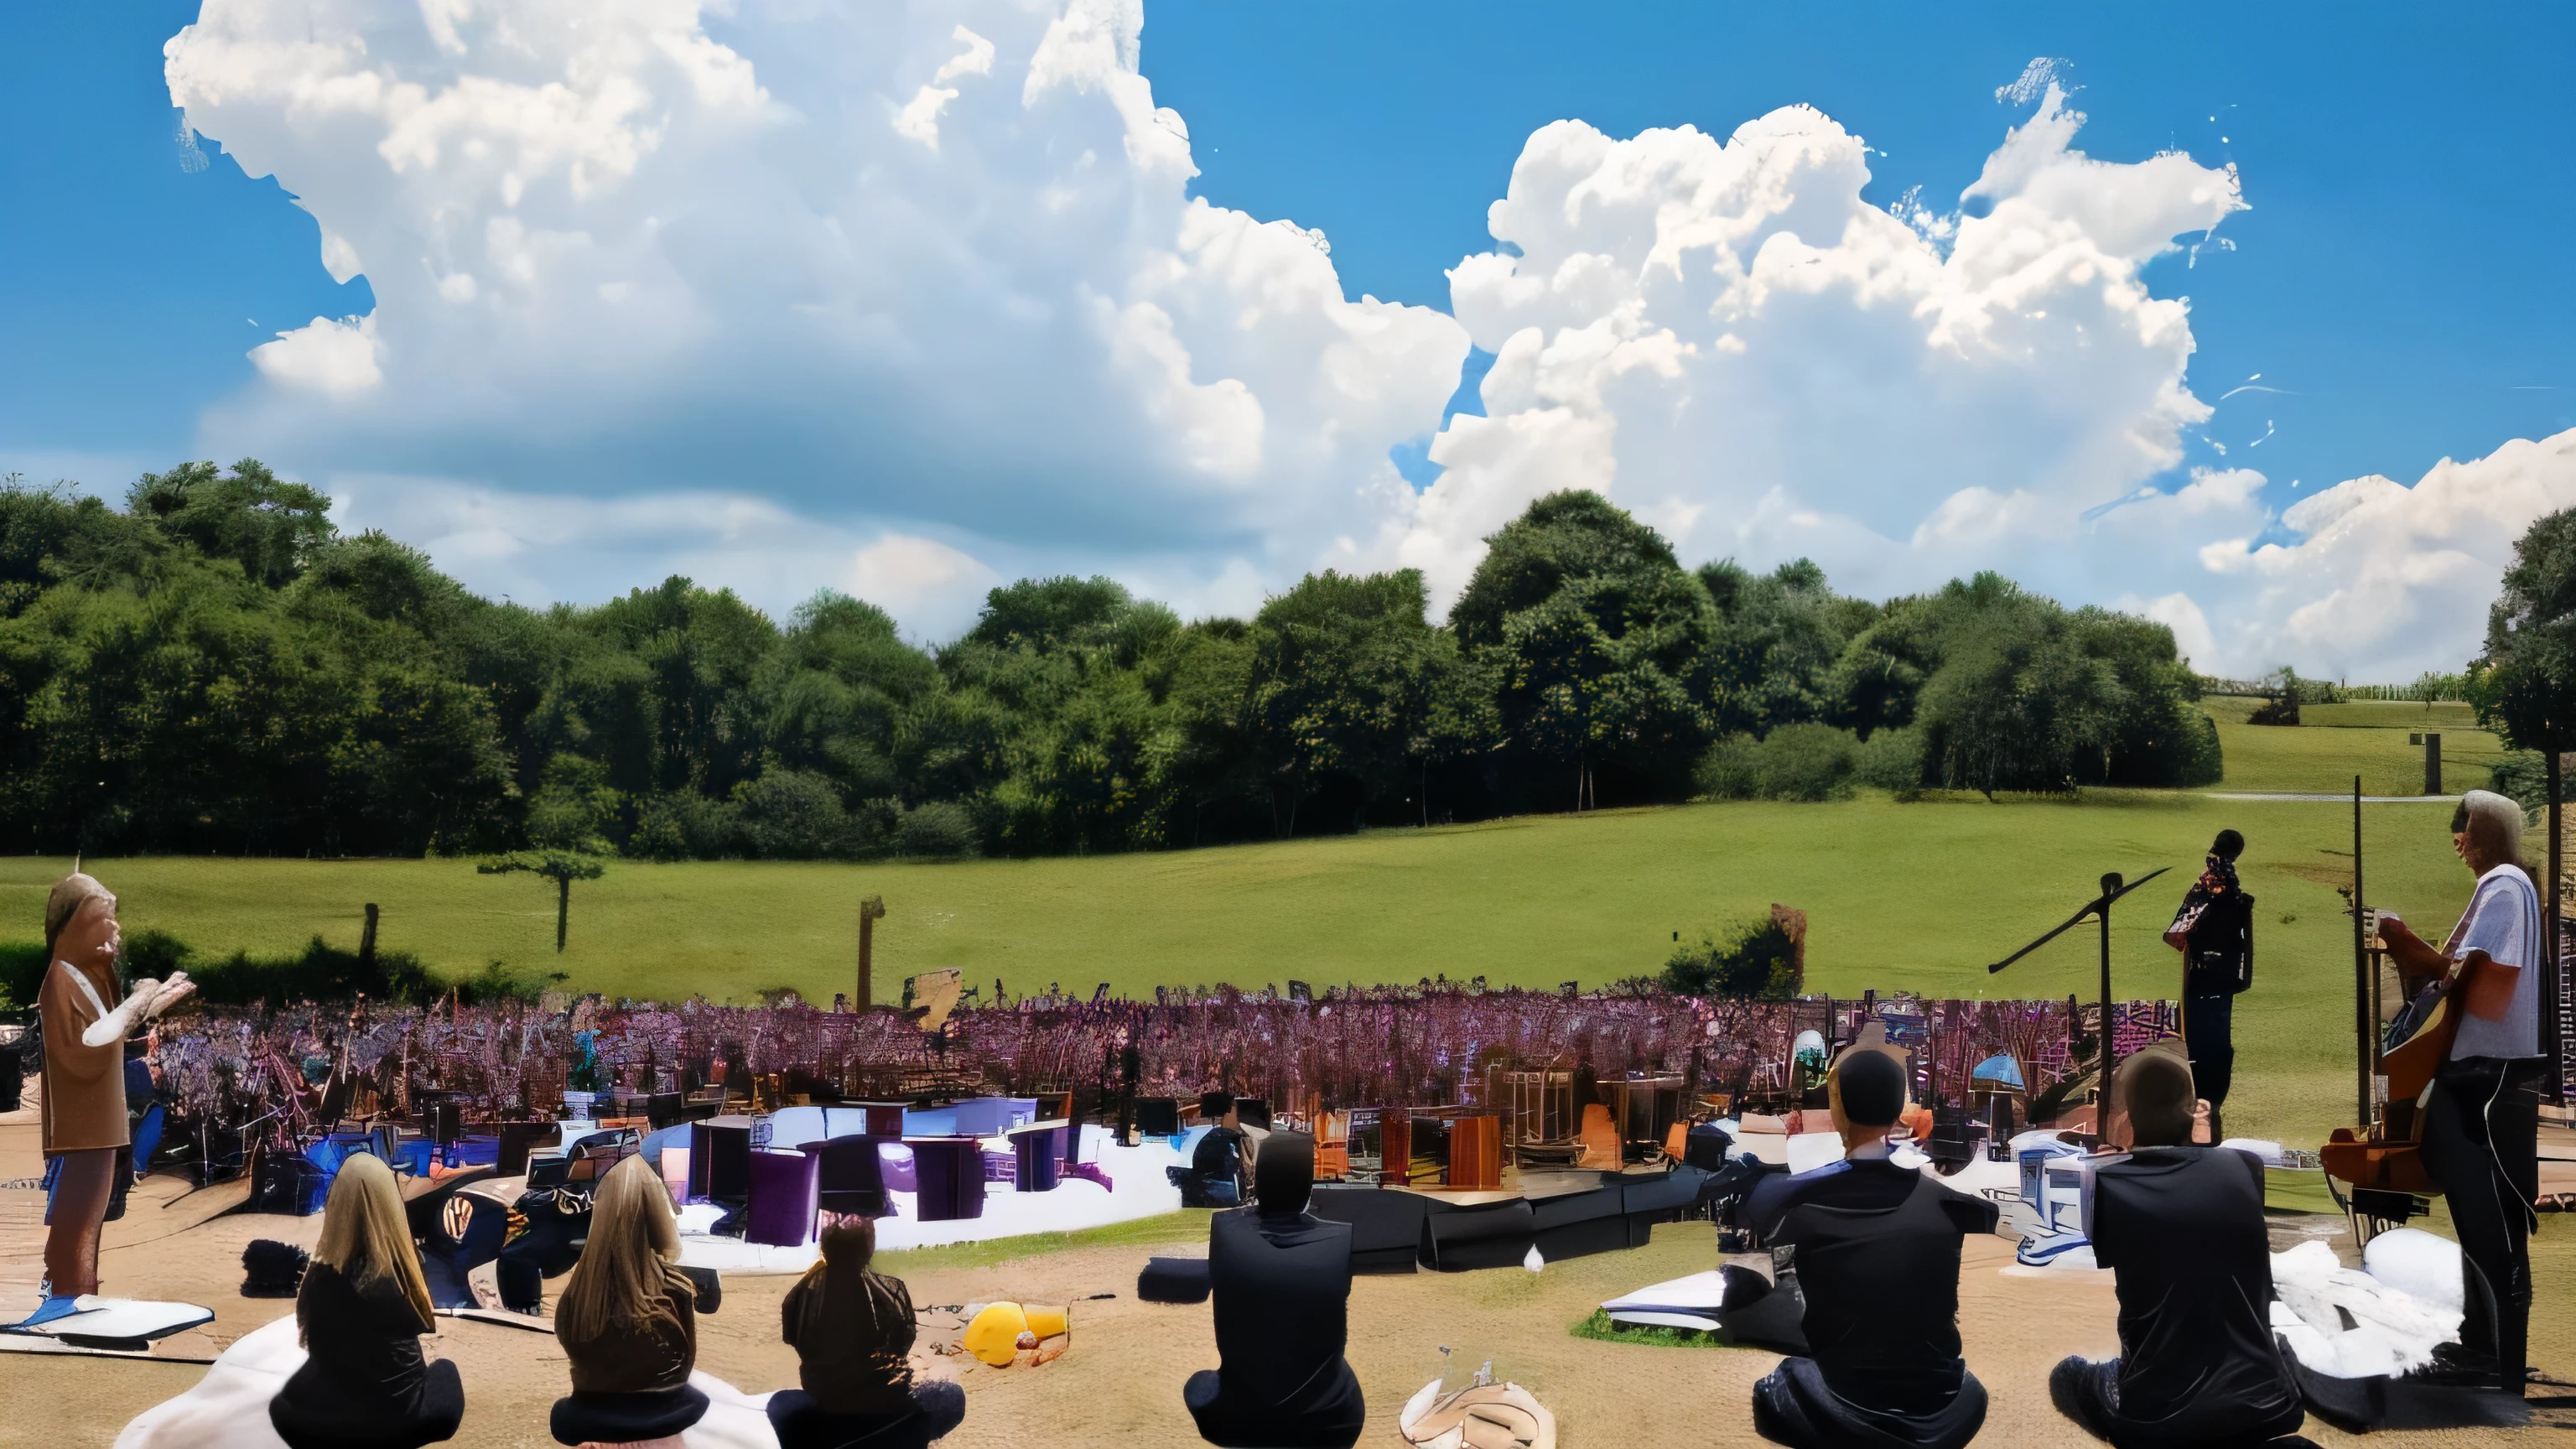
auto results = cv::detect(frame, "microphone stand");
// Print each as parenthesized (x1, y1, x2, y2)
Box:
(1987, 866, 2171, 1141)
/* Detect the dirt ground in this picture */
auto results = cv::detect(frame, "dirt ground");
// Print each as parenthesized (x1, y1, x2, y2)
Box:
(3, 1105, 2568, 1449)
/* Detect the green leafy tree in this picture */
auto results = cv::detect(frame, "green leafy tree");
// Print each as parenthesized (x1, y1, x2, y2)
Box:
(127, 459, 334, 589)
(1456, 492, 1716, 809)
(481, 754, 619, 952)
(1248, 569, 1445, 835)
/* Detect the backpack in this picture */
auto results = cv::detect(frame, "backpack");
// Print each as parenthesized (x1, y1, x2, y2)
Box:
(2186, 886, 2256, 995)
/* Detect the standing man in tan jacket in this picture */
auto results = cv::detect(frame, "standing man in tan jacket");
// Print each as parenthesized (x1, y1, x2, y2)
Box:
(35, 874, 190, 1309)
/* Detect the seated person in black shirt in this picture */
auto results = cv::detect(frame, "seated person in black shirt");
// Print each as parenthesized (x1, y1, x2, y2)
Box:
(2051, 1047, 2308, 1448)
(1184, 1091, 1246, 1208)
(268, 1154, 465, 1449)
(1745, 1048, 1997, 1449)
(768, 1217, 965, 1449)
(1183, 1132, 1365, 1449)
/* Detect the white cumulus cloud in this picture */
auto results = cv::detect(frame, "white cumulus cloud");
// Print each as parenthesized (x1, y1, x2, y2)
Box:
(167, 5, 2558, 676)
(169, 0, 1467, 632)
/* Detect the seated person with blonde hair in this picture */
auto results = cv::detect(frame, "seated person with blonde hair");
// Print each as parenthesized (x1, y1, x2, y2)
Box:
(768, 1216, 964, 1449)
(267, 1153, 465, 1449)
(2052, 1048, 2308, 1448)
(549, 1156, 707, 1448)
(1743, 1049, 1997, 1449)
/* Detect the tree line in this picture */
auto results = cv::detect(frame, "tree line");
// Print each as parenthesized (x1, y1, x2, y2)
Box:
(0, 465, 2221, 862)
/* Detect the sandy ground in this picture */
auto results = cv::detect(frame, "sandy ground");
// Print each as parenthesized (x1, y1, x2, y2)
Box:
(2, 1104, 2568, 1449)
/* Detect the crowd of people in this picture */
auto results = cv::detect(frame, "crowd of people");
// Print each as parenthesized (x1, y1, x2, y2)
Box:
(27, 787, 2553, 1447)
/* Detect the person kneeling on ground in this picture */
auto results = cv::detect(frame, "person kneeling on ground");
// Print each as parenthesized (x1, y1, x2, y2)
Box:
(1184, 1091, 1246, 1208)
(768, 1217, 964, 1449)
(549, 1156, 708, 1448)
(1184, 1131, 1365, 1449)
(1746, 1049, 1997, 1449)
(267, 1154, 465, 1449)
(2052, 1047, 2309, 1448)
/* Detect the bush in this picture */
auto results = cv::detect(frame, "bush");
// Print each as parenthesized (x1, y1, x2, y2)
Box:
(1693, 724, 1860, 802)
(893, 801, 982, 859)
(1663, 918, 1800, 1000)
(1855, 725, 1926, 796)
(627, 791, 738, 861)
(733, 770, 871, 860)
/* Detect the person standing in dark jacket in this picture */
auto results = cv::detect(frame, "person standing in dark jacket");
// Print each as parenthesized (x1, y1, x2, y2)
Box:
(2049, 1047, 2305, 1447)
(267, 1154, 465, 1449)
(2164, 829, 2252, 1142)
(767, 1217, 964, 1449)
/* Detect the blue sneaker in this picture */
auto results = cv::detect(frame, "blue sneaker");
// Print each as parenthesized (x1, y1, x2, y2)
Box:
(11, 1296, 86, 1330)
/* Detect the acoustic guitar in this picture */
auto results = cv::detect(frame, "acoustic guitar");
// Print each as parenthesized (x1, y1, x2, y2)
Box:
(2321, 948, 2521, 1196)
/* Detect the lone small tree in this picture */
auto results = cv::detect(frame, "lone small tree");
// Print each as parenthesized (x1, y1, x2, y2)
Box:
(481, 755, 619, 953)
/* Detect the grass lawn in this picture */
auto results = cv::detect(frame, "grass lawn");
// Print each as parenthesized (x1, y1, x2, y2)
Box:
(2205, 694, 2506, 796)
(0, 703, 2526, 1151)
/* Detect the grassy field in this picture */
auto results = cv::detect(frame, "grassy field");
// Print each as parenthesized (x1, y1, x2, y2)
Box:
(0, 701, 2528, 1150)
(2204, 695, 2506, 796)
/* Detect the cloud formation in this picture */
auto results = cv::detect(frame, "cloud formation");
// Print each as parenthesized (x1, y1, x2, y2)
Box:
(168, 4, 2567, 676)
(169, 0, 1466, 622)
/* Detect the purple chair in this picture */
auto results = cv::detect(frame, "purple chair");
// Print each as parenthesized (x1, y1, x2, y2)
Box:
(745, 1148, 819, 1248)
(797, 1136, 894, 1218)
(906, 1137, 987, 1223)
(1012, 1125, 1063, 1192)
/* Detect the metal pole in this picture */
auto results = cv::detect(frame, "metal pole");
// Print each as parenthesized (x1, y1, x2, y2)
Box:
(2353, 776, 2371, 1127)
(2099, 872, 2121, 1140)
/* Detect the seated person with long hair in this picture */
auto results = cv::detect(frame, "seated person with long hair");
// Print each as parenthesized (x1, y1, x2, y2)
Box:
(1744, 1049, 1997, 1449)
(549, 1156, 707, 1448)
(1184, 1131, 1365, 1449)
(2052, 1048, 2308, 1448)
(768, 1216, 965, 1449)
(267, 1154, 465, 1449)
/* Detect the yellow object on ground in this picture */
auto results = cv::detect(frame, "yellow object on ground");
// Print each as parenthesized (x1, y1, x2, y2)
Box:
(961, 1301, 1071, 1367)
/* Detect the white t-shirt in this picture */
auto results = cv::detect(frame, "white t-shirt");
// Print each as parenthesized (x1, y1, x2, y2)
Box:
(2444, 864, 2542, 1062)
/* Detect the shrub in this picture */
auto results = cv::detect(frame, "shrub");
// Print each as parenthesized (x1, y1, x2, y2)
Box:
(1693, 724, 1860, 802)
(733, 769, 871, 860)
(627, 792, 738, 861)
(1663, 917, 1800, 1000)
(1855, 725, 1926, 797)
(893, 800, 983, 859)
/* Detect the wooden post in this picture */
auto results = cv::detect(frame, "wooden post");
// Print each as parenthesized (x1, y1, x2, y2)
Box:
(857, 895, 886, 1009)
(2098, 872, 2121, 1135)
(358, 903, 379, 979)
(2352, 776, 2372, 1127)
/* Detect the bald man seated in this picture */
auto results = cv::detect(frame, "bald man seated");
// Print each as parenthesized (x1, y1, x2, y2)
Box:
(1744, 1050, 1998, 1449)
(2052, 1049, 2309, 1448)
(1183, 1131, 1364, 1449)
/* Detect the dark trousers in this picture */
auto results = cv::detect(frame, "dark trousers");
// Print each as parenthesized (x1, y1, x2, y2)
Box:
(269, 1359, 465, 1449)
(496, 1211, 586, 1312)
(1751, 1356, 1986, 1449)
(2419, 1057, 2541, 1389)
(549, 1384, 709, 1446)
(2184, 994, 2236, 1117)
(2049, 1356, 2308, 1449)
(766, 1383, 965, 1449)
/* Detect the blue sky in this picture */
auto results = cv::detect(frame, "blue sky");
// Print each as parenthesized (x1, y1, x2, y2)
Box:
(1, 2, 2570, 675)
